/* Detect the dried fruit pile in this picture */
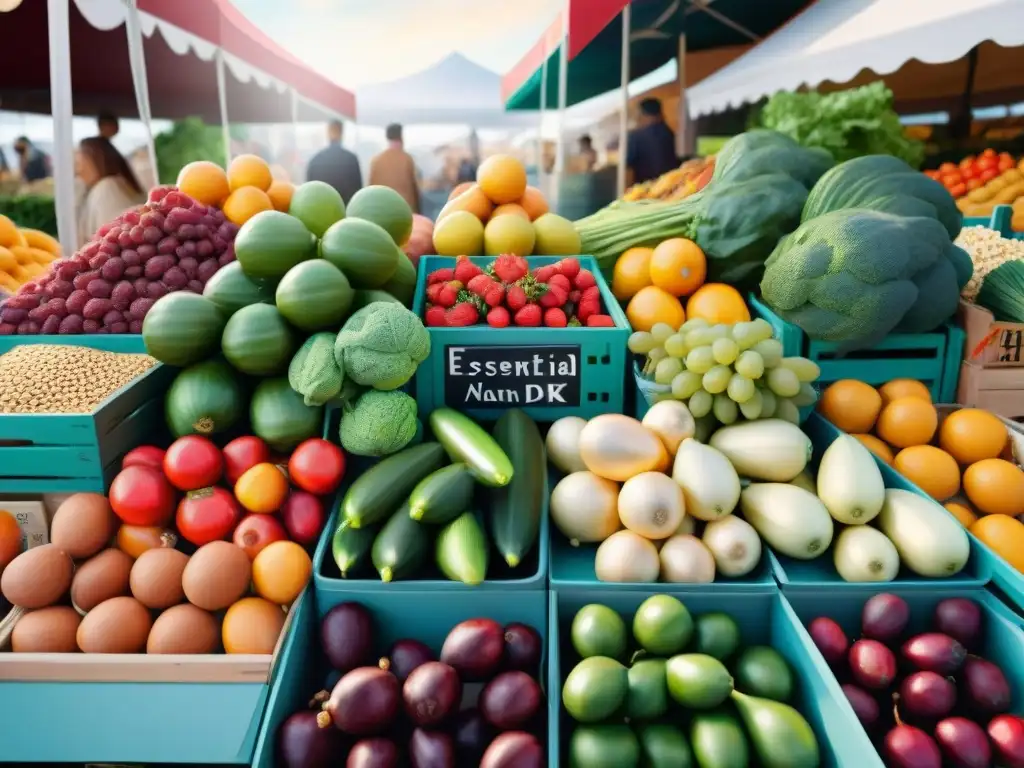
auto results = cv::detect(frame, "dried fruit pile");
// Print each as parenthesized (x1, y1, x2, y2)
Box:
(0, 186, 238, 335)
(423, 255, 614, 328)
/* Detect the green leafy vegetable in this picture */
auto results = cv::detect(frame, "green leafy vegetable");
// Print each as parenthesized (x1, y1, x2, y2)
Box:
(977, 261, 1024, 323)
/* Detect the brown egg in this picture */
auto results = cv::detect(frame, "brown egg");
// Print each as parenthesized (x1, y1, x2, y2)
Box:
(129, 547, 188, 610)
(76, 596, 152, 653)
(50, 493, 118, 559)
(70, 548, 133, 613)
(182, 541, 251, 611)
(1, 544, 74, 609)
(146, 603, 220, 654)
(11, 606, 81, 652)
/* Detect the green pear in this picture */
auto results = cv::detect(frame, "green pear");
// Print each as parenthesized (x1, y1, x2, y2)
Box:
(730, 690, 821, 768)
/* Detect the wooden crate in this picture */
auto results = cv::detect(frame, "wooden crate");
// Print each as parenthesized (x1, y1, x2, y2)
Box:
(956, 360, 1024, 419)
(959, 300, 1024, 368)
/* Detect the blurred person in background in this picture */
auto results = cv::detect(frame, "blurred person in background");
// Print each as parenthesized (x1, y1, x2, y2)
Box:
(456, 130, 480, 185)
(306, 119, 362, 204)
(626, 98, 678, 185)
(370, 124, 420, 214)
(13, 137, 51, 182)
(0, 147, 9, 181)
(75, 137, 145, 244)
(97, 111, 119, 141)
(578, 135, 598, 172)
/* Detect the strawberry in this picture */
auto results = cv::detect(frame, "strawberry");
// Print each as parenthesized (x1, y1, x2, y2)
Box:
(445, 301, 479, 326)
(506, 282, 529, 311)
(586, 314, 615, 327)
(532, 265, 558, 283)
(427, 267, 455, 285)
(574, 269, 597, 290)
(577, 296, 600, 322)
(436, 280, 462, 308)
(544, 307, 567, 327)
(453, 255, 482, 283)
(513, 304, 542, 327)
(568, 289, 581, 303)
(490, 253, 529, 284)
(424, 305, 447, 326)
(557, 258, 581, 280)
(539, 284, 568, 308)
(581, 285, 600, 302)
(425, 283, 443, 303)
(548, 273, 571, 293)
(482, 281, 505, 307)
(486, 306, 511, 328)
(466, 273, 495, 297)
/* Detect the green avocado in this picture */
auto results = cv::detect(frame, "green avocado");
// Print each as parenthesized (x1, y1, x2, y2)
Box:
(690, 712, 749, 768)
(562, 656, 628, 723)
(666, 654, 734, 709)
(734, 645, 794, 702)
(731, 690, 820, 768)
(633, 595, 694, 656)
(569, 724, 640, 768)
(572, 604, 628, 660)
(637, 724, 693, 768)
(692, 612, 741, 660)
(625, 659, 668, 721)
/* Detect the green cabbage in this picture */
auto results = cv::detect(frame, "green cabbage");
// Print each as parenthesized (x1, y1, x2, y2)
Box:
(288, 332, 343, 406)
(339, 389, 418, 457)
(334, 301, 430, 390)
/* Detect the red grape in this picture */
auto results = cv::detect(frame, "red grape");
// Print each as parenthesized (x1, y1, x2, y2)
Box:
(66, 290, 90, 315)
(157, 237, 178, 255)
(82, 318, 99, 333)
(187, 280, 204, 294)
(83, 298, 112, 320)
(41, 316, 60, 334)
(0, 323, 15, 334)
(144, 256, 174, 280)
(112, 281, 136, 305)
(146, 282, 168, 300)
(129, 298, 155, 318)
(196, 239, 214, 258)
(17, 321, 40, 334)
(87, 279, 113, 299)
(163, 266, 188, 289)
(197, 260, 220, 282)
(60, 316, 84, 334)
(129, 320, 143, 333)
(73, 271, 98, 290)
(1, 308, 27, 324)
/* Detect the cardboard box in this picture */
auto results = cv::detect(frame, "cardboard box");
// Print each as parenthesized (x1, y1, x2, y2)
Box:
(956, 359, 1024, 419)
(959, 300, 1024, 368)
(0, 497, 50, 551)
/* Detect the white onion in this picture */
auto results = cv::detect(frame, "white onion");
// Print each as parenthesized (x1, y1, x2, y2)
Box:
(701, 515, 762, 578)
(594, 530, 660, 582)
(549, 471, 620, 545)
(545, 416, 588, 474)
(659, 535, 716, 583)
(617, 471, 686, 540)
(642, 400, 695, 455)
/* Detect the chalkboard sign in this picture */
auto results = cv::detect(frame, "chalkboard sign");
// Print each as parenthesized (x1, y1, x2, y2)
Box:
(444, 345, 582, 408)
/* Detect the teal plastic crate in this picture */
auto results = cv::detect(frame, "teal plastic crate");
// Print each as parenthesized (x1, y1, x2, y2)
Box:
(548, 589, 876, 768)
(748, 294, 965, 404)
(252, 587, 549, 768)
(982, 203, 1024, 240)
(548, 470, 776, 593)
(411, 255, 630, 422)
(784, 587, 1024, 765)
(0, 337, 174, 493)
(771, 413, 989, 591)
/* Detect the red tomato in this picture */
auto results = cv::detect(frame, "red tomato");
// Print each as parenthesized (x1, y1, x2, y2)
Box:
(109, 465, 176, 526)
(280, 491, 326, 546)
(938, 162, 957, 174)
(960, 166, 977, 181)
(122, 445, 165, 471)
(977, 155, 997, 172)
(924, 170, 940, 180)
(288, 439, 346, 495)
(983, 147, 997, 158)
(967, 178, 983, 191)
(980, 168, 999, 183)
(999, 158, 1015, 173)
(163, 435, 223, 491)
(941, 173, 962, 188)
(958, 156, 976, 170)
(233, 514, 288, 560)
(949, 183, 967, 198)
(176, 487, 241, 546)
(223, 436, 271, 485)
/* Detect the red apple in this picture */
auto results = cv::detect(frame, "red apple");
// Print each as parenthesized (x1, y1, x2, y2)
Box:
(233, 514, 288, 560)
(280, 490, 325, 546)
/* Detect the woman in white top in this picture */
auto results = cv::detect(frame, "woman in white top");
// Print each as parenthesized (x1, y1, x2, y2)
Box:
(75, 137, 146, 244)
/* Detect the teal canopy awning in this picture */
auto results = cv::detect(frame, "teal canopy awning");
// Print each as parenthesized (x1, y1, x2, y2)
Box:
(503, 0, 814, 111)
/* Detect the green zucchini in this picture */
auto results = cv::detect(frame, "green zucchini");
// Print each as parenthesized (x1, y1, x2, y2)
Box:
(408, 463, 477, 523)
(341, 442, 446, 528)
(331, 523, 378, 577)
(372, 504, 430, 582)
(436, 512, 489, 585)
(490, 409, 546, 568)
(429, 408, 514, 487)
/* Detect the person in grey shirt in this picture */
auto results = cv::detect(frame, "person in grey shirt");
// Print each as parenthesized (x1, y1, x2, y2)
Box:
(306, 120, 362, 204)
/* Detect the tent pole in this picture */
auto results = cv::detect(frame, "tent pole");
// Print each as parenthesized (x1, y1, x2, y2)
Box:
(538, 40, 548, 196)
(676, 33, 695, 157)
(125, 1, 158, 188)
(617, 4, 631, 197)
(290, 87, 300, 165)
(216, 50, 232, 165)
(553, 3, 569, 212)
(47, 0, 78, 252)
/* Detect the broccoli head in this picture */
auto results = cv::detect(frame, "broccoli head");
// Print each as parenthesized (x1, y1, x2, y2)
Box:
(335, 301, 430, 390)
(339, 389, 418, 457)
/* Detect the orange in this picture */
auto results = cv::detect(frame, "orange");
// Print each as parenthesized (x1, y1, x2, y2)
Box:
(626, 286, 685, 333)
(962, 458, 1024, 516)
(649, 238, 707, 297)
(875, 396, 938, 449)
(818, 380, 883, 434)
(970, 514, 1024, 573)
(944, 501, 977, 529)
(234, 463, 289, 514)
(518, 186, 549, 220)
(176, 160, 230, 206)
(449, 181, 474, 200)
(0, 509, 22, 572)
(222, 186, 273, 226)
(893, 445, 960, 501)
(685, 283, 750, 324)
(490, 203, 530, 220)
(438, 184, 492, 222)
(227, 153, 273, 192)
(222, 597, 286, 654)
(878, 379, 932, 406)
(477, 154, 527, 205)
(612, 247, 654, 301)
(266, 180, 295, 213)
(852, 433, 895, 465)
(938, 408, 1008, 465)
(252, 540, 312, 605)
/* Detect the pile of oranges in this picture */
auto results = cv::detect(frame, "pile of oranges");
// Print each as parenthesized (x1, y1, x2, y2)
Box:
(175, 155, 295, 227)
(818, 378, 1024, 574)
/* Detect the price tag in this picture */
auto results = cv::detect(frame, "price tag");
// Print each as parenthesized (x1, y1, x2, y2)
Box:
(444, 345, 581, 408)
(998, 328, 1023, 363)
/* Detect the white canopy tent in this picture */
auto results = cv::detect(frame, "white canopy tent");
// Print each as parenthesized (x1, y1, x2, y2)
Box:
(687, 0, 1024, 118)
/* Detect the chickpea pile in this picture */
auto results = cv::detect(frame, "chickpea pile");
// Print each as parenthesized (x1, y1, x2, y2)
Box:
(0, 345, 156, 414)
(955, 225, 1024, 302)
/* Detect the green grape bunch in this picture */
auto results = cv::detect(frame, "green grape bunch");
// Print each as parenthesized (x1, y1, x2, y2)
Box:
(630, 317, 822, 427)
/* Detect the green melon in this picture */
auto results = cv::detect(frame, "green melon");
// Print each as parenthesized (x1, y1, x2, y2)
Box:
(221, 303, 295, 376)
(275, 259, 354, 331)
(234, 210, 317, 280)
(378, 253, 416, 306)
(346, 185, 413, 246)
(319, 218, 401, 289)
(203, 261, 276, 317)
(351, 289, 403, 311)
(289, 180, 346, 238)
(165, 359, 246, 438)
(250, 377, 324, 451)
(142, 292, 225, 367)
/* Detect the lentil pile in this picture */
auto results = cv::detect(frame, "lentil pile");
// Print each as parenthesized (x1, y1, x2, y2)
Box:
(955, 225, 1024, 301)
(0, 345, 156, 414)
